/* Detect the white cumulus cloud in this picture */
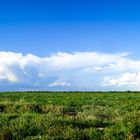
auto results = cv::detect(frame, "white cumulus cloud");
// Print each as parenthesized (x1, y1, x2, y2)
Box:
(0, 51, 140, 91)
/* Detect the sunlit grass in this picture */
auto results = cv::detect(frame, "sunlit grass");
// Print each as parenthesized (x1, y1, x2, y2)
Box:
(0, 92, 140, 139)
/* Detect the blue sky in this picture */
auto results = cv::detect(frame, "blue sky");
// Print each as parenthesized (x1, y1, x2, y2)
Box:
(1, 0, 140, 91)
(1, 0, 140, 57)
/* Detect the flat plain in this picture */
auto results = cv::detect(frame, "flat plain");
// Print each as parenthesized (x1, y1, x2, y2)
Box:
(0, 92, 140, 140)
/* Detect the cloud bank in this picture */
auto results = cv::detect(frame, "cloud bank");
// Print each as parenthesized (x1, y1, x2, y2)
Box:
(0, 51, 140, 91)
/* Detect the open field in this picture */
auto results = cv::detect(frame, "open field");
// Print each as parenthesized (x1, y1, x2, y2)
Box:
(0, 92, 140, 140)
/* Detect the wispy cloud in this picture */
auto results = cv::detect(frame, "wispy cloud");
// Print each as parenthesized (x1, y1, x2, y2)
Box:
(0, 51, 140, 91)
(48, 81, 70, 87)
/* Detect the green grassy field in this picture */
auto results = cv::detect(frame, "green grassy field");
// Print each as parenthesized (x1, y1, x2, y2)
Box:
(0, 92, 140, 140)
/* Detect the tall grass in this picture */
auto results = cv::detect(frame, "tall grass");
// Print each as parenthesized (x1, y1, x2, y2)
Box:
(0, 92, 140, 139)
